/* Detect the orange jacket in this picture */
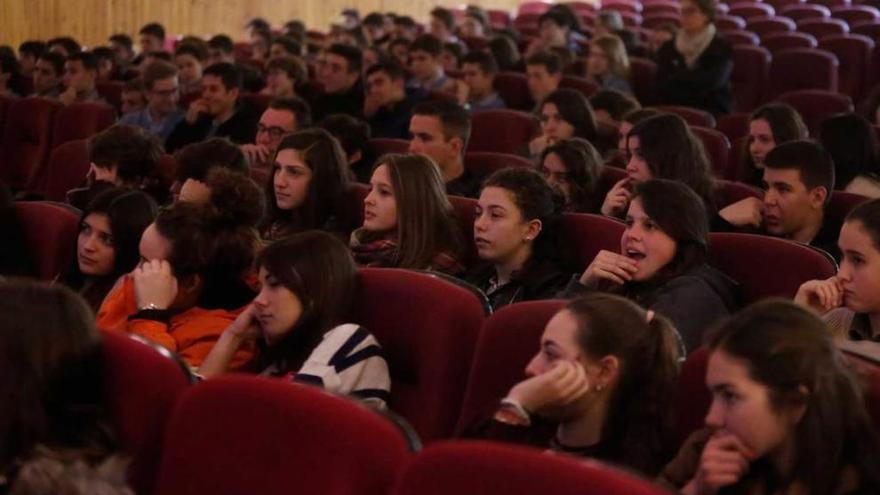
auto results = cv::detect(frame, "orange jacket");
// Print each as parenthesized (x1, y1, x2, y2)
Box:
(97, 276, 254, 369)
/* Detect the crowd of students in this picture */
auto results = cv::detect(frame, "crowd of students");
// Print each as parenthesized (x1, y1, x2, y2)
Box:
(3, 2, 880, 494)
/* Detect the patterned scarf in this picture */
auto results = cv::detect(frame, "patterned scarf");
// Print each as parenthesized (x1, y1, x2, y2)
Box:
(349, 229, 399, 267)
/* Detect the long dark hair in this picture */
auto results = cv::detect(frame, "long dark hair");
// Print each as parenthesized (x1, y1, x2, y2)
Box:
(819, 113, 880, 189)
(254, 231, 358, 373)
(540, 138, 602, 213)
(707, 300, 880, 495)
(262, 128, 351, 236)
(357, 153, 463, 269)
(541, 89, 598, 144)
(567, 293, 681, 475)
(66, 187, 157, 311)
(627, 179, 709, 286)
(0, 280, 116, 471)
(628, 114, 716, 212)
(742, 103, 808, 182)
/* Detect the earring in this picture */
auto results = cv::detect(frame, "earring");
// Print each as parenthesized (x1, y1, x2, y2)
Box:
(594, 384, 604, 392)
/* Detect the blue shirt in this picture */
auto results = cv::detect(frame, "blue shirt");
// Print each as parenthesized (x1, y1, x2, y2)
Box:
(120, 108, 185, 144)
(469, 92, 507, 113)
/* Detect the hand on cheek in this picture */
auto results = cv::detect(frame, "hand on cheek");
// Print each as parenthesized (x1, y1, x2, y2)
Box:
(693, 431, 755, 495)
(507, 360, 591, 413)
(133, 259, 179, 310)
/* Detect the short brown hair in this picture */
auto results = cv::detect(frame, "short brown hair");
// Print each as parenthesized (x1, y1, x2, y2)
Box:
(265, 56, 307, 84)
(88, 124, 162, 183)
(141, 60, 178, 90)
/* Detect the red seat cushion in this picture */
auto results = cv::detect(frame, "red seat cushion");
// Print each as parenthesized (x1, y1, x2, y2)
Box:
(468, 109, 539, 154)
(14, 201, 79, 280)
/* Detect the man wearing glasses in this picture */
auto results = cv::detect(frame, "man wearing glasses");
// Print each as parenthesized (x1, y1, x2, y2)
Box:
(240, 97, 312, 168)
(120, 60, 184, 145)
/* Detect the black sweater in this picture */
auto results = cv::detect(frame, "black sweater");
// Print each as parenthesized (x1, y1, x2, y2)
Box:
(655, 34, 734, 116)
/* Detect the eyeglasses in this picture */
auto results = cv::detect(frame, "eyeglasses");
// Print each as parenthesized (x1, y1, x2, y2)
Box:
(257, 123, 289, 140)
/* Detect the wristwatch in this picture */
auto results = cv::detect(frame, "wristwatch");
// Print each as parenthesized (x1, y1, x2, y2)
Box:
(138, 302, 161, 311)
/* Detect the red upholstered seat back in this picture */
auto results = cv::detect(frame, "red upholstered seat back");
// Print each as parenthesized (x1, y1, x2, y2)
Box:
(102, 332, 191, 495)
(448, 195, 479, 267)
(714, 179, 762, 208)
(455, 300, 565, 435)
(691, 126, 732, 178)
(629, 57, 658, 105)
(493, 71, 534, 111)
(818, 34, 876, 101)
(731, 46, 771, 111)
(775, 89, 854, 134)
(468, 109, 539, 154)
(41, 139, 90, 201)
(154, 375, 409, 495)
(368, 137, 410, 156)
(562, 212, 626, 272)
(708, 232, 837, 303)
(0, 97, 63, 190)
(464, 151, 532, 178)
(655, 105, 717, 127)
(827, 191, 870, 228)
(14, 201, 79, 280)
(353, 268, 486, 441)
(767, 48, 839, 98)
(50, 102, 116, 149)
(761, 31, 818, 53)
(393, 441, 671, 495)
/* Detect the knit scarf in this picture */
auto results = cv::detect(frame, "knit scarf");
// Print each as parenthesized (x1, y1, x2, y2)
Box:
(349, 229, 399, 267)
(675, 24, 716, 69)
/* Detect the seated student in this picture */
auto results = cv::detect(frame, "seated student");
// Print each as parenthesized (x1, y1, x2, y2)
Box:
(0, 52, 25, 97)
(319, 114, 374, 183)
(527, 10, 583, 56)
(270, 35, 302, 59)
(48, 37, 82, 57)
(67, 124, 166, 210)
(719, 140, 840, 258)
(407, 34, 456, 93)
(136, 22, 166, 67)
(364, 59, 424, 139)
(409, 100, 482, 198)
(200, 231, 391, 407)
(120, 61, 185, 144)
(165, 62, 260, 153)
(477, 293, 681, 475)
(602, 114, 715, 219)
(312, 43, 365, 121)
(589, 89, 640, 124)
(170, 137, 249, 202)
(120, 78, 147, 116)
(0, 280, 133, 494)
(539, 138, 603, 213)
(429, 7, 464, 47)
(240, 97, 312, 169)
(261, 129, 351, 241)
(388, 37, 411, 67)
(655, 0, 734, 115)
(441, 42, 465, 73)
(32, 51, 65, 98)
(393, 16, 419, 41)
(457, 51, 507, 113)
(487, 35, 522, 73)
(65, 188, 157, 311)
(108, 33, 134, 74)
(207, 34, 236, 66)
(250, 27, 273, 62)
(60, 52, 107, 106)
(819, 113, 880, 198)
(174, 41, 207, 97)
(525, 51, 564, 111)
(605, 107, 662, 166)
(568, 179, 737, 352)
(529, 89, 599, 157)
(647, 23, 678, 59)
(96, 185, 264, 369)
(460, 7, 489, 38)
(91, 46, 118, 82)
(467, 168, 571, 310)
(796, 199, 880, 342)
(362, 12, 390, 47)
(658, 300, 880, 495)
(739, 103, 808, 187)
(585, 34, 632, 95)
(350, 153, 465, 275)
(262, 56, 308, 100)
(18, 40, 47, 78)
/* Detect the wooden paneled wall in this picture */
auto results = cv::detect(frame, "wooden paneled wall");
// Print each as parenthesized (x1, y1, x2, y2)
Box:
(0, 0, 524, 50)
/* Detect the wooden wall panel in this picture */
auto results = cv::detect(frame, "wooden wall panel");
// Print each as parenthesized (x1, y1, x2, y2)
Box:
(0, 0, 523, 50)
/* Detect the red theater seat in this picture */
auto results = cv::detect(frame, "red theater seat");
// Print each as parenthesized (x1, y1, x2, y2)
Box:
(40, 139, 90, 201)
(780, 3, 832, 22)
(353, 268, 486, 441)
(761, 31, 818, 53)
(96, 80, 124, 111)
(827, 191, 870, 228)
(50, 102, 116, 149)
(819, 34, 876, 101)
(731, 46, 771, 111)
(455, 300, 566, 435)
(747, 15, 797, 37)
(798, 18, 850, 41)
(655, 105, 717, 127)
(717, 112, 750, 141)
(393, 441, 671, 495)
(722, 29, 761, 46)
(154, 375, 410, 495)
(368, 137, 410, 156)
(468, 109, 539, 154)
(629, 57, 658, 105)
(0, 97, 63, 190)
(775, 89, 854, 134)
(102, 332, 191, 495)
(562, 212, 626, 272)
(832, 5, 880, 25)
(14, 201, 79, 280)
(708, 232, 837, 303)
(493, 72, 534, 111)
(714, 179, 762, 207)
(691, 126, 732, 178)
(716, 14, 748, 31)
(767, 48, 839, 98)
(464, 151, 532, 178)
(559, 75, 599, 99)
(729, 2, 777, 19)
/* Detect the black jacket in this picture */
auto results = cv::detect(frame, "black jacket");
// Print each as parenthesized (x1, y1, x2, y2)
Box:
(655, 34, 734, 116)
(309, 81, 365, 122)
(368, 88, 425, 139)
(466, 257, 570, 311)
(563, 264, 739, 353)
(165, 102, 260, 153)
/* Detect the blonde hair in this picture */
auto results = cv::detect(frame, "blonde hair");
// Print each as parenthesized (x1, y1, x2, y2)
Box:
(592, 34, 630, 79)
